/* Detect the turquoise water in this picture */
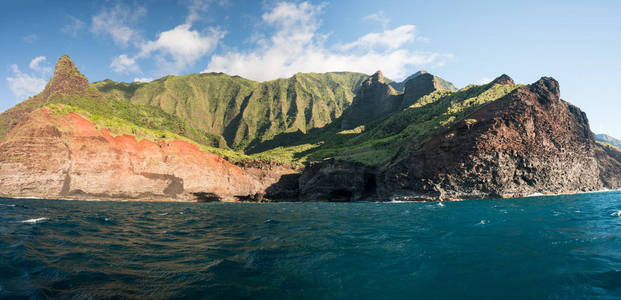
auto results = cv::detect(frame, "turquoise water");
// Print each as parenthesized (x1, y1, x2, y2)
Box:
(1, 192, 621, 299)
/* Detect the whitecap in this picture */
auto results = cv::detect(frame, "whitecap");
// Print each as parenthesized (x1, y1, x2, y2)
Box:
(158, 212, 169, 216)
(611, 211, 621, 217)
(477, 220, 488, 225)
(0, 204, 16, 207)
(21, 217, 49, 224)
(438, 202, 445, 207)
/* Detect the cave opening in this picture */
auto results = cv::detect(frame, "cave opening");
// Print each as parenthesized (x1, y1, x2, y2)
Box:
(363, 173, 377, 198)
(330, 189, 353, 202)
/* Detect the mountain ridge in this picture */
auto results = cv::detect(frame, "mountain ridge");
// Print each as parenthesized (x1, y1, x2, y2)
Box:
(0, 55, 619, 202)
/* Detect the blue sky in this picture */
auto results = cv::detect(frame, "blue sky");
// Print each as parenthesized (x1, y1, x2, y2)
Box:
(1, 0, 620, 137)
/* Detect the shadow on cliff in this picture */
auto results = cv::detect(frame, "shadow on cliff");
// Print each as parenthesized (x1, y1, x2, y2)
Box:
(264, 159, 380, 202)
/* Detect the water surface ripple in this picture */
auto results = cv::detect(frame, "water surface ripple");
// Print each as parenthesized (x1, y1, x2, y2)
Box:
(1, 192, 621, 299)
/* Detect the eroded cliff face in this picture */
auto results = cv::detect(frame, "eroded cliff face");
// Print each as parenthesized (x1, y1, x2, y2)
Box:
(340, 71, 402, 130)
(0, 55, 88, 140)
(380, 77, 621, 200)
(0, 108, 293, 201)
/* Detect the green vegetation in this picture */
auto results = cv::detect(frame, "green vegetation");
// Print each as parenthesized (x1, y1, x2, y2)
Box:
(595, 134, 621, 150)
(597, 141, 621, 151)
(47, 88, 225, 147)
(1, 55, 524, 168)
(246, 82, 520, 166)
(94, 71, 368, 149)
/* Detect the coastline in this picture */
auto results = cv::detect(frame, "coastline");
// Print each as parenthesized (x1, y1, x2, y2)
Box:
(2, 188, 620, 204)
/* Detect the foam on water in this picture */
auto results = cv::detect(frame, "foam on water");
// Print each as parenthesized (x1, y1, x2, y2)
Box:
(20, 217, 49, 224)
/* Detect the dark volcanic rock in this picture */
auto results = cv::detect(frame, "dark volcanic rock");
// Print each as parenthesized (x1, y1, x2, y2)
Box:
(380, 77, 621, 200)
(490, 74, 515, 86)
(297, 159, 377, 202)
(47, 55, 90, 96)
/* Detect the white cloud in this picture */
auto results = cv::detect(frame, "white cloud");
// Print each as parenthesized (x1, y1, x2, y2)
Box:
(108, 0, 224, 75)
(6, 64, 48, 100)
(136, 24, 223, 75)
(185, 0, 209, 24)
(338, 25, 417, 51)
(91, 4, 145, 47)
(478, 77, 493, 84)
(111, 54, 140, 74)
(203, 2, 451, 81)
(62, 16, 85, 36)
(364, 11, 388, 28)
(29, 56, 52, 74)
(134, 77, 153, 83)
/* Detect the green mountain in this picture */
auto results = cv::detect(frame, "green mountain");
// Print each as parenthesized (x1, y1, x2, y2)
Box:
(388, 70, 457, 92)
(247, 75, 519, 166)
(595, 133, 621, 149)
(0, 55, 516, 167)
(2, 55, 618, 202)
(93, 71, 368, 150)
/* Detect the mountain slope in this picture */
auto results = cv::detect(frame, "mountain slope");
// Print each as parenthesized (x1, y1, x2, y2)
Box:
(248, 74, 519, 166)
(0, 56, 296, 201)
(94, 71, 368, 149)
(1, 55, 619, 202)
(388, 70, 457, 92)
(0, 55, 89, 140)
(595, 133, 621, 149)
(380, 77, 621, 200)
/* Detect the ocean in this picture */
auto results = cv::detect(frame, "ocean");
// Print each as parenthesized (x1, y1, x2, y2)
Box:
(1, 192, 621, 299)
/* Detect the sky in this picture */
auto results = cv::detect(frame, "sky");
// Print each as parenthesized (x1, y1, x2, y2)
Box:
(1, 0, 620, 137)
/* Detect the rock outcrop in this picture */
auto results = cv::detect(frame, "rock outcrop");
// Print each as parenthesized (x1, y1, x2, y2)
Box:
(0, 108, 293, 201)
(0, 55, 90, 140)
(340, 70, 458, 130)
(340, 71, 401, 130)
(389, 70, 457, 93)
(380, 77, 621, 200)
(400, 72, 458, 108)
(0, 56, 296, 201)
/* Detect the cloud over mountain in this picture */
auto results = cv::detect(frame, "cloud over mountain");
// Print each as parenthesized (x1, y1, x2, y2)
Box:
(204, 2, 451, 81)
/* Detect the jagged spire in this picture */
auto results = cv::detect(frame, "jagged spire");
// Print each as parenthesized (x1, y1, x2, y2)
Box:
(370, 70, 385, 83)
(47, 55, 89, 96)
(530, 77, 560, 103)
(490, 74, 515, 86)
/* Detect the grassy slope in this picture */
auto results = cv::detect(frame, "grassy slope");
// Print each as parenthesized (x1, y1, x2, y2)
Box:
(44, 89, 286, 165)
(2, 64, 518, 168)
(595, 134, 621, 149)
(247, 82, 520, 166)
(94, 72, 368, 150)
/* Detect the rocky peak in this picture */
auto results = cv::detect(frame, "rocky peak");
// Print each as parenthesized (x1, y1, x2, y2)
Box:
(490, 74, 514, 86)
(340, 71, 400, 129)
(529, 77, 560, 104)
(400, 73, 442, 108)
(368, 70, 387, 84)
(47, 55, 89, 96)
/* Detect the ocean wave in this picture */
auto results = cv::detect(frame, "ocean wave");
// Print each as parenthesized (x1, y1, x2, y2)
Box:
(21, 217, 49, 224)
(611, 211, 621, 217)
(526, 193, 545, 197)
